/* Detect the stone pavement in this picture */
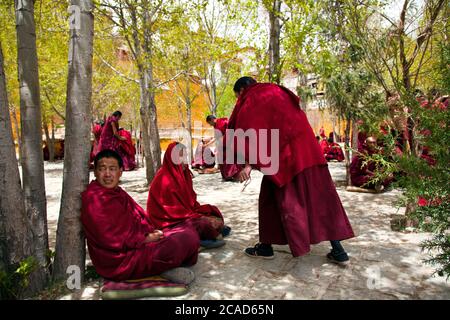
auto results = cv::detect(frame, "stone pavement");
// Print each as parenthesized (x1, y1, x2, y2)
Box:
(42, 161, 449, 300)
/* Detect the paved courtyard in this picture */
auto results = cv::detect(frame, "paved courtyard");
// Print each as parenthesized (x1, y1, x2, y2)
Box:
(41, 161, 449, 300)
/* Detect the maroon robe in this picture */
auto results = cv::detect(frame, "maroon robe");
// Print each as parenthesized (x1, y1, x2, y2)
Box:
(81, 180, 200, 281)
(117, 129, 136, 171)
(214, 118, 229, 136)
(192, 140, 215, 169)
(147, 142, 224, 240)
(319, 139, 329, 154)
(326, 142, 345, 162)
(350, 152, 393, 188)
(223, 83, 354, 256)
(96, 115, 120, 154)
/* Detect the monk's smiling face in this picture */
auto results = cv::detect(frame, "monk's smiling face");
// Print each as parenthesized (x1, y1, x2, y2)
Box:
(94, 157, 123, 189)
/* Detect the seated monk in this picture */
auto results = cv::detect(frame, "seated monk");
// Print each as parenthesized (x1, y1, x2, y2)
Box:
(325, 137, 345, 162)
(81, 149, 200, 283)
(147, 142, 230, 243)
(350, 136, 393, 191)
(117, 128, 137, 171)
(191, 137, 215, 170)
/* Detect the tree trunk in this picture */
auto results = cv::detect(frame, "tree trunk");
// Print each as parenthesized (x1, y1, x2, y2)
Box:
(148, 91, 161, 174)
(210, 68, 218, 115)
(268, 0, 282, 84)
(130, 5, 161, 185)
(0, 41, 42, 298)
(10, 105, 22, 163)
(139, 74, 156, 185)
(15, 0, 49, 289)
(345, 118, 352, 187)
(43, 120, 55, 162)
(185, 75, 193, 162)
(143, 15, 161, 178)
(53, 0, 94, 282)
(297, 71, 308, 110)
(51, 117, 55, 140)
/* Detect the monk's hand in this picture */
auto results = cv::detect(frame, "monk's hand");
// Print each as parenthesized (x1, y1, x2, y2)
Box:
(145, 230, 164, 242)
(237, 163, 252, 183)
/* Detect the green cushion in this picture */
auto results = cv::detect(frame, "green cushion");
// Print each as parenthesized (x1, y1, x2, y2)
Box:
(101, 285, 188, 300)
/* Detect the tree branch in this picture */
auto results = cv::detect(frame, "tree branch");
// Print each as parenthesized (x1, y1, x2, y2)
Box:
(94, 49, 139, 83)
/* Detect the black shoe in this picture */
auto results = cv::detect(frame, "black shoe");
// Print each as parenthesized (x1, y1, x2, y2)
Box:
(326, 249, 350, 266)
(244, 243, 274, 260)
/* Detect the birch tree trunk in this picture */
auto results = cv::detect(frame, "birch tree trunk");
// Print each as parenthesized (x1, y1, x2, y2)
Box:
(185, 74, 193, 162)
(15, 0, 49, 288)
(345, 118, 352, 187)
(10, 105, 22, 163)
(43, 119, 55, 162)
(53, 0, 93, 282)
(142, 12, 162, 177)
(267, 0, 282, 84)
(0, 41, 43, 298)
(138, 72, 156, 184)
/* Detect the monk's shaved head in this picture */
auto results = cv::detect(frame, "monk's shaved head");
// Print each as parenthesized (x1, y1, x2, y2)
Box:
(366, 136, 377, 144)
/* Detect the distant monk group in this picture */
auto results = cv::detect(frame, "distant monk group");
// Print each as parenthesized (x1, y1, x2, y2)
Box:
(80, 77, 356, 292)
(350, 136, 394, 191)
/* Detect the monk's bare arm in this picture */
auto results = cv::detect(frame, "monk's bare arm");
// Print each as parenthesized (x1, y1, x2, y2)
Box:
(237, 163, 252, 183)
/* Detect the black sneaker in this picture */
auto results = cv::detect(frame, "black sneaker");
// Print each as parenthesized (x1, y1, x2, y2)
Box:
(244, 243, 274, 260)
(326, 249, 350, 266)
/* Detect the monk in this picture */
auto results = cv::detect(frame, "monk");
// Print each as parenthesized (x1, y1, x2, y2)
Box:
(117, 128, 136, 171)
(90, 120, 103, 163)
(96, 111, 126, 156)
(325, 137, 345, 162)
(206, 115, 229, 137)
(191, 137, 215, 170)
(222, 77, 355, 265)
(81, 149, 200, 283)
(206, 115, 231, 179)
(147, 142, 230, 244)
(350, 136, 394, 191)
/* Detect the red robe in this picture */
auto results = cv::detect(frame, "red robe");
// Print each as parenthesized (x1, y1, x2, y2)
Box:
(326, 142, 345, 162)
(350, 151, 393, 188)
(96, 115, 120, 154)
(192, 140, 215, 168)
(90, 123, 103, 163)
(222, 83, 354, 256)
(117, 129, 136, 171)
(214, 118, 229, 136)
(320, 139, 329, 154)
(221, 83, 327, 187)
(81, 180, 200, 281)
(147, 142, 224, 239)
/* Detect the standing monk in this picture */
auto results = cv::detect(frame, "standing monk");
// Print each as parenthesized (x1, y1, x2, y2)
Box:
(206, 115, 229, 137)
(96, 111, 126, 156)
(81, 149, 200, 282)
(223, 77, 354, 265)
(206, 115, 230, 179)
